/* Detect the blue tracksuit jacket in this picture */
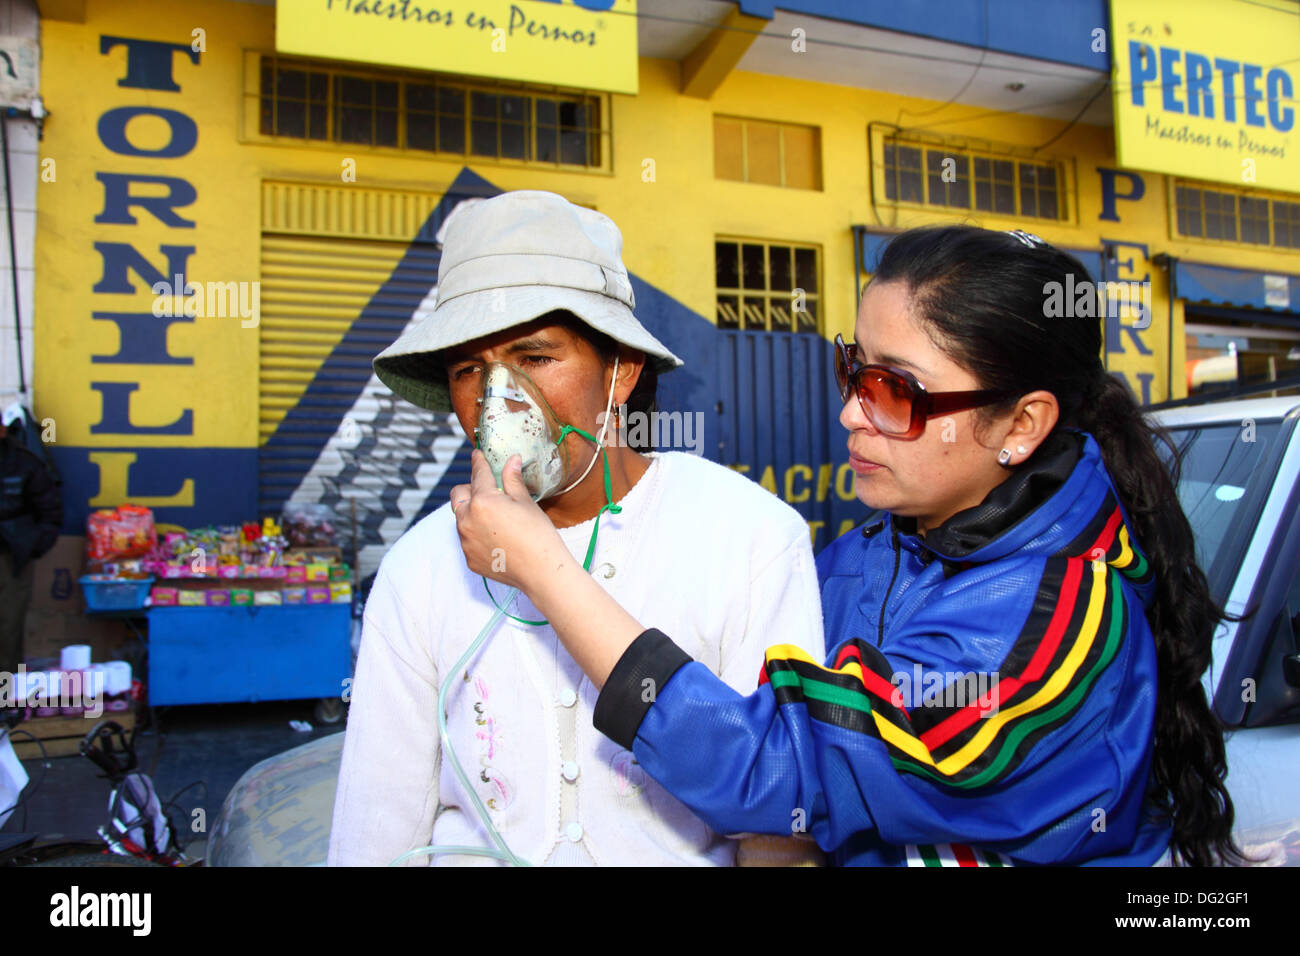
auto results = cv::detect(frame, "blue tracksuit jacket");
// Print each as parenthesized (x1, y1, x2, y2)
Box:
(592, 429, 1174, 865)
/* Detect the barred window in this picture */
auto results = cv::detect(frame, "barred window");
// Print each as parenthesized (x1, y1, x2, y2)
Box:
(1276, 201, 1300, 249)
(336, 75, 399, 147)
(882, 140, 1065, 221)
(927, 151, 969, 208)
(882, 143, 923, 204)
(972, 156, 1015, 214)
(1204, 190, 1237, 241)
(405, 83, 466, 153)
(261, 63, 330, 140)
(256, 56, 606, 168)
(1175, 181, 1300, 250)
(716, 239, 820, 334)
(1018, 163, 1059, 220)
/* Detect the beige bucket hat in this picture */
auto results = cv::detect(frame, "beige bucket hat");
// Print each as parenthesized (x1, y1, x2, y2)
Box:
(373, 190, 684, 412)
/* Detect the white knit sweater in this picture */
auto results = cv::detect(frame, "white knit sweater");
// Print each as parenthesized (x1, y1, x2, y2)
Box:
(328, 451, 825, 866)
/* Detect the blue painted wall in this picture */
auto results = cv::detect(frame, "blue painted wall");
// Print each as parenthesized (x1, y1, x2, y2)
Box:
(736, 0, 1110, 72)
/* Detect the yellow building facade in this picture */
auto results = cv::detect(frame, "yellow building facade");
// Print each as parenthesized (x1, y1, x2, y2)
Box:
(32, 0, 1300, 566)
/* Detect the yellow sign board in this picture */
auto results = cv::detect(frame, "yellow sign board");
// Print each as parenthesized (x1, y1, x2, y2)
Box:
(277, 0, 639, 94)
(1110, 0, 1298, 193)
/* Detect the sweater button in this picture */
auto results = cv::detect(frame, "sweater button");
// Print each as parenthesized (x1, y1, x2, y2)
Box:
(565, 822, 584, 842)
(559, 688, 578, 708)
(561, 761, 580, 782)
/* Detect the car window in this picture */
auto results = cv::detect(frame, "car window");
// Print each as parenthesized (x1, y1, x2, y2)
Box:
(1242, 498, 1300, 729)
(1160, 420, 1282, 599)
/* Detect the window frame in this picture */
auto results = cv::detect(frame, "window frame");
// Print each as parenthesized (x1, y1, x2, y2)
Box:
(713, 115, 823, 191)
(714, 236, 823, 335)
(868, 127, 1075, 224)
(241, 51, 613, 175)
(1167, 177, 1300, 253)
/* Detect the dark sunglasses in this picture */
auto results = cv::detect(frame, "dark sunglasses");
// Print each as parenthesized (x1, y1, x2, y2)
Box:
(833, 333, 1015, 440)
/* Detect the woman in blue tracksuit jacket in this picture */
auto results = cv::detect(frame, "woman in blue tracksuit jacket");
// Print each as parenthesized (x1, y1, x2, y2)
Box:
(451, 226, 1246, 867)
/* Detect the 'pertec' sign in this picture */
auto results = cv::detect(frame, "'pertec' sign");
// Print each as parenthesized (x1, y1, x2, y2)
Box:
(1110, 0, 1297, 193)
(277, 0, 638, 95)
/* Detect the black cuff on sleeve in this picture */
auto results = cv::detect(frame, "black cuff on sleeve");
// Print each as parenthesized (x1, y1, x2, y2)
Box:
(592, 628, 694, 751)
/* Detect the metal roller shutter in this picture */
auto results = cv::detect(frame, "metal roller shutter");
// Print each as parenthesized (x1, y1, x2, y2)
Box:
(259, 235, 418, 445)
(257, 181, 462, 578)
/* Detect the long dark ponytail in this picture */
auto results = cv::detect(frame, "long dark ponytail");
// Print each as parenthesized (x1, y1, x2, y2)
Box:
(873, 225, 1246, 866)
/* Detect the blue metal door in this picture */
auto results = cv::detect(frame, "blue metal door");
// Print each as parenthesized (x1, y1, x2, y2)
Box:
(715, 330, 868, 552)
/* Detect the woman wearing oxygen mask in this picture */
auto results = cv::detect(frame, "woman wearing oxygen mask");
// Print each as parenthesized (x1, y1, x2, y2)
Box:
(453, 225, 1247, 867)
(327, 191, 826, 867)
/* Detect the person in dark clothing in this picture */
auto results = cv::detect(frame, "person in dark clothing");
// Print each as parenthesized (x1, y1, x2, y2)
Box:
(0, 420, 63, 674)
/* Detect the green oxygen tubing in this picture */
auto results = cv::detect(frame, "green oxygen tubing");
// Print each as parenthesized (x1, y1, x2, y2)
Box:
(388, 591, 532, 867)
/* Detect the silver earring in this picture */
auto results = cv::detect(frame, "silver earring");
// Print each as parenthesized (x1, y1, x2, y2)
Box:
(1017, 444, 1027, 455)
(997, 448, 1011, 465)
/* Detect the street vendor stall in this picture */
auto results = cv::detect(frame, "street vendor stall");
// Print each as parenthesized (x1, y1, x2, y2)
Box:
(79, 505, 353, 723)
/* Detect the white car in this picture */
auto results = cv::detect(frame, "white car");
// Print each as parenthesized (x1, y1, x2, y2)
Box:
(208, 397, 1300, 866)
(1149, 396, 1300, 867)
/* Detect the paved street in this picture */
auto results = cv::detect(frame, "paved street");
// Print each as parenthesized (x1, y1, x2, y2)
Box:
(3, 701, 345, 862)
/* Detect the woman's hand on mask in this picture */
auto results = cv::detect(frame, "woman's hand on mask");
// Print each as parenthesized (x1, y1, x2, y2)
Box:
(452, 449, 578, 593)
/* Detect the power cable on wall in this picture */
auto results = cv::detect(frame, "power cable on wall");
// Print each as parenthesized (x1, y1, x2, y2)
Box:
(1, 112, 24, 397)
(895, 0, 990, 125)
(1031, 78, 1111, 152)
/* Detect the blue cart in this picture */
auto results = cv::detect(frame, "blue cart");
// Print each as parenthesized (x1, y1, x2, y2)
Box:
(146, 605, 351, 722)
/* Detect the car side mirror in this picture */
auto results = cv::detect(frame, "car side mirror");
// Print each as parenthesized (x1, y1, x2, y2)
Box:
(1284, 652, 1300, 689)
(1244, 606, 1300, 726)
(1287, 610, 1300, 689)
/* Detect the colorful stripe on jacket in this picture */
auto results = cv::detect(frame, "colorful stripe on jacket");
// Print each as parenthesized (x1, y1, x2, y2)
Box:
(756, 503, 1149, 789)
(904, 843, 1013, 867)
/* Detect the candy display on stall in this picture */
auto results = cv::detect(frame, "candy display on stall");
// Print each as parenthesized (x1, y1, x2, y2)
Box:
(281, 503, 338, 549)
(81, 505, 354, 608)
(87, 504, 157, 564)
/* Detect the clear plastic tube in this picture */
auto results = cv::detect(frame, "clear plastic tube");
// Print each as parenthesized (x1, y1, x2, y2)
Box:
(389, 590, 532, 867)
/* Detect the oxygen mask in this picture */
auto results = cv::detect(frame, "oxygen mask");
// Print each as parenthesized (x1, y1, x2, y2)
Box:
(474, 362, 570, 501)
(473, 356, 623, 623)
